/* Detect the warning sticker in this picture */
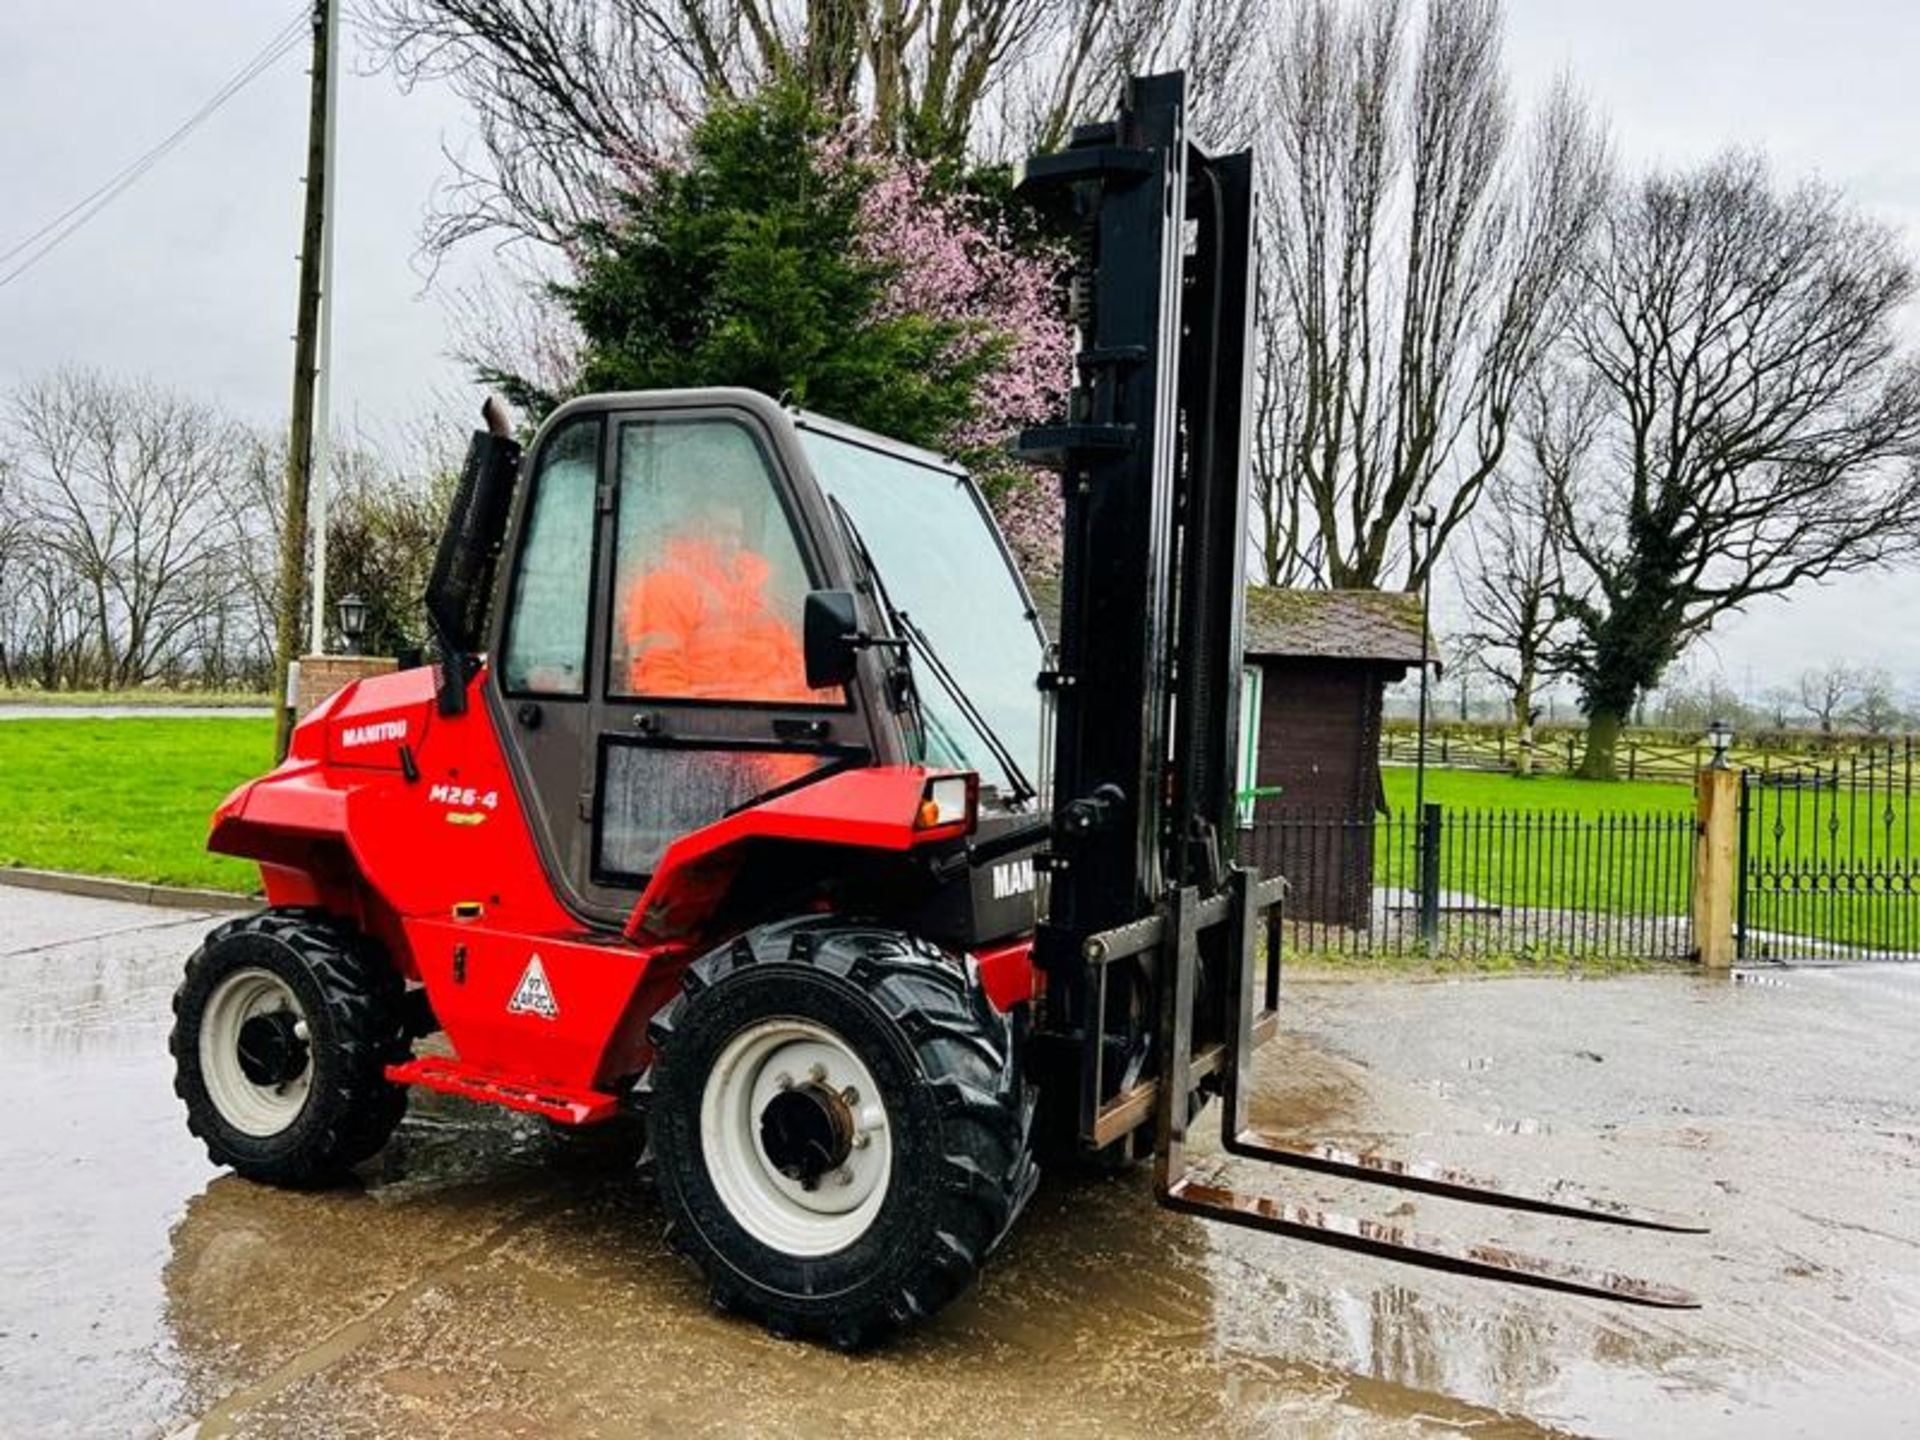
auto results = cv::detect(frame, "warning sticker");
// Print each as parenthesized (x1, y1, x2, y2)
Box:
(507, 954, 559, 1020)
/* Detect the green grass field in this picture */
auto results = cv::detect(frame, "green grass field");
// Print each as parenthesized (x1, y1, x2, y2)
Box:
(1373, 766, 1696, 917)
(1378, 766, 1691, 817)
(0, 718, 271, 892)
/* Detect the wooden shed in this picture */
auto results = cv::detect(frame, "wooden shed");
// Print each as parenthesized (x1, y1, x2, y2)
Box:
(1022, 579, 1428, 927)
(1237, 588, 1428, 926)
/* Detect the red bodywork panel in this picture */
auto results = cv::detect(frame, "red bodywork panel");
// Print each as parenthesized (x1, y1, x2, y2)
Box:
(209, 667, 1038, 1119)
(624, 766, 972, 944)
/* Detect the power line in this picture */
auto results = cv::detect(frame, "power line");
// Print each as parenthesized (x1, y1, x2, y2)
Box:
(0, 7, 308, 273)
(0, 7, 310, 291)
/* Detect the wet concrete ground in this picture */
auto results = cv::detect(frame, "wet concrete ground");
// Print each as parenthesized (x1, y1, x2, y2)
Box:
(3, 888, 1917, 1438)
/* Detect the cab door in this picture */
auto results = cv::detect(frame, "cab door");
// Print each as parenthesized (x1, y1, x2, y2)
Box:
(490, 396, 879, 928)
(583, 406, 869, 915)
(489, 411, 605, 913)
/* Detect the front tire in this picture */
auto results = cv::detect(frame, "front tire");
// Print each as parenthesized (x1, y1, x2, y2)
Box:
(171, 911, 410, 1187)
(640, 917, 1037, 1348)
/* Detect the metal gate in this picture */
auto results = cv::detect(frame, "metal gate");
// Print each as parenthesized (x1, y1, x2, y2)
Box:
(1738, 742, 1920, 960)
(1244, 802, 1696, 962)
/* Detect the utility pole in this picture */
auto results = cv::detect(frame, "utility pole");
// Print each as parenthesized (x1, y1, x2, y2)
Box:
(272, 0, 333, 760)
(308, 0, 340, 661)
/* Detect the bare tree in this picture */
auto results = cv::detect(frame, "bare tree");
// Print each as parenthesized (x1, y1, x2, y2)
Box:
(225, 417, 467, 677)
(1647, 672, 1754, 734)
(0, 458, 26, 686)
(221, 431, 295, 684)
(1855, 668, 1904, 736)
(1255, 0, 1608, 589)
(10, 372, 245, 688)
(2, 548, 92, 689)
(1454, 369, 1597, 772)
(1760, 686, 1796, 732)
(1795, 663, 1862, 735)
(1553, 153, 1920, 778)
(362, 0, 1257, 260)
(1004, 0, 1263, 154)
(1249, 251, 1320, 584)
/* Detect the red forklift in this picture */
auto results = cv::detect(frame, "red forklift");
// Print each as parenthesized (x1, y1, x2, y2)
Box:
(172, 72, 1700, 1348)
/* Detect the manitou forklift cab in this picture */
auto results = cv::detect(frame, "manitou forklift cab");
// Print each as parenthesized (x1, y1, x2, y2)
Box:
(475, 389, 1048, 943)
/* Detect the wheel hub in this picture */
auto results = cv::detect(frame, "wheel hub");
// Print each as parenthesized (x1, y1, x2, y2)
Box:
(236, 1010, 309, 1087)
(759, 1082, 854, 1189)
(699, 1019, 894, 1257)
(198, 966, 315, 1138)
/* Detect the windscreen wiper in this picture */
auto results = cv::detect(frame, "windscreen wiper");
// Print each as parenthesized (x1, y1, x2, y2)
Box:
(890, 608, 1037, 807)
(826, 497, 931, 747)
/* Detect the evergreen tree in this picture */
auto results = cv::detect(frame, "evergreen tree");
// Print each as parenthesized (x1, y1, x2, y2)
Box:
(504, 83, 998, 452)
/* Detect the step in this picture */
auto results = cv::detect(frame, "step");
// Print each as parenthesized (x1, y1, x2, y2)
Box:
(386, 1055, 620, 1125)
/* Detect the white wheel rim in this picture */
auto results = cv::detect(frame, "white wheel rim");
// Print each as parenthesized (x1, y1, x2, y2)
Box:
(698, 1017, 893, 1257)
(198, 967, 313, 1138)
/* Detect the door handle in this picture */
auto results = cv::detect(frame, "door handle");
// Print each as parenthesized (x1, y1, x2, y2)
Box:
(773, 717, 831, 742)
(516, 702, 542, 729)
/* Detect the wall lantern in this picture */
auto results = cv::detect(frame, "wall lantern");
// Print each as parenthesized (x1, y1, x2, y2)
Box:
(336, 593, 369, 656)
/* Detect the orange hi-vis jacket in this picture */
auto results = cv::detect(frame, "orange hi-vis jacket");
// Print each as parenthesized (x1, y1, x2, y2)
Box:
(622, 537, 815, 701)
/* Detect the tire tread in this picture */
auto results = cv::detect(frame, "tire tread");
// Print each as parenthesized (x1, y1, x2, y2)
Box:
(643, 916, 1037, 1348)
(170, 909, 409, 1186)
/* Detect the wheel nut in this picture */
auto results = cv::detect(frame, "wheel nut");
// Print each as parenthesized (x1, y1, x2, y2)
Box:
(807, 1062, 827, 1083)
(774, 1072, 794, 1091)
(841, 1086, 859, 1105)
(293, 1020, 310, 1042)
(852, 1133, 870, 1150)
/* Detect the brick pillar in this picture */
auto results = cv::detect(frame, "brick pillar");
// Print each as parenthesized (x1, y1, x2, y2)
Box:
(293, 654, 399, 721)
(1692, 766, 1740, 969)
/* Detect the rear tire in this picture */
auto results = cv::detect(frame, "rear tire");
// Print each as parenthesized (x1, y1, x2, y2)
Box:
(171, 910, 410, 1187)
(640, 917, 1037, 1348)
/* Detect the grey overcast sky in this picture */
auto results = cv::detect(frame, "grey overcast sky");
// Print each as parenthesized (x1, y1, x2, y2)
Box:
(1, 1, 1916, 696)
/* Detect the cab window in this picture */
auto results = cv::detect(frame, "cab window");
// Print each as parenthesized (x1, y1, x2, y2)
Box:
(500, 417, 600, 695)
(607, 418, 835, 706)
(597, 744, 838, 879)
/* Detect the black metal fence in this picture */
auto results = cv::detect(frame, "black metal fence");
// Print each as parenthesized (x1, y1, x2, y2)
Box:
(1241, 804, 1697, 962)
(1739, 741, 1920, 960)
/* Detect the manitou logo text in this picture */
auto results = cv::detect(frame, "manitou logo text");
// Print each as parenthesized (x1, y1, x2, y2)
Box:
(507, 955, 559, 1020)
(990, 858, 1036, 901)
(340, 719, 407, 748)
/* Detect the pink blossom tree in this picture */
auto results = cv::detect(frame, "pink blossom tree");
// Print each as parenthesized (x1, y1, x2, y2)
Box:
(837, 140, 1072, 573)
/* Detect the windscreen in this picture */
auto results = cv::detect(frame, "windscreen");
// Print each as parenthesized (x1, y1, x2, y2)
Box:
(799, 427, 1043, 798)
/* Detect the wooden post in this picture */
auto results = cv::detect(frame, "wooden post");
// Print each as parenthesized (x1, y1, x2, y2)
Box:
(1693, 766, 1740, 969)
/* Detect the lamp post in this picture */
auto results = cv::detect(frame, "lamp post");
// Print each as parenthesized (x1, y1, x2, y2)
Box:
(1706, 717, 1735, 770)
(1409, 503, 1437, 942)
(1409, 504, 1437, 822)
(335, 593, 368, 657)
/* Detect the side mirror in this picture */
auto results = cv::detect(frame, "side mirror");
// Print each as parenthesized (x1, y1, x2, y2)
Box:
(803, 589, 861, 690)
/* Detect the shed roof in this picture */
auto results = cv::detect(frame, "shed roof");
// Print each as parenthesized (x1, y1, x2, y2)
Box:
(1022, 577, 1429, 665)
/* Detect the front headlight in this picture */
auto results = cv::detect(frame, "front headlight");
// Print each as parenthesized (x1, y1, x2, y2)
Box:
(916, 773, 977, 832)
